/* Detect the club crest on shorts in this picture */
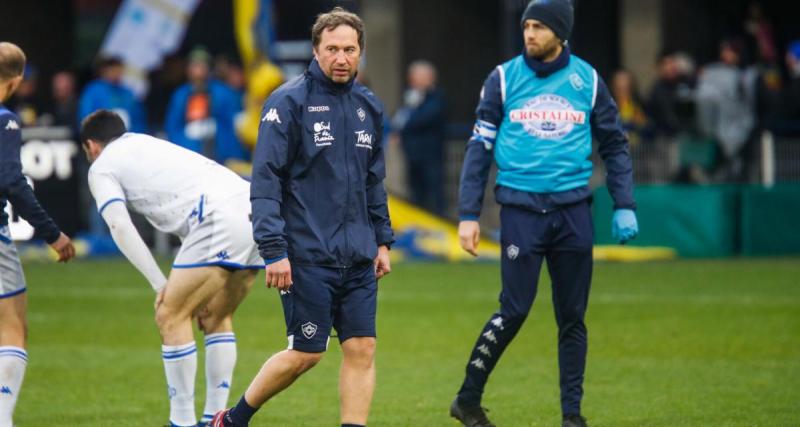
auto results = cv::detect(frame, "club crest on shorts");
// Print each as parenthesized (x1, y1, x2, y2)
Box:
(301, 322, 318, 339)
(506, 244, 520, 260)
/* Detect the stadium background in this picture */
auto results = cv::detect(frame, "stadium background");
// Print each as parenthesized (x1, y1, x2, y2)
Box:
(1, 0, 799, 425)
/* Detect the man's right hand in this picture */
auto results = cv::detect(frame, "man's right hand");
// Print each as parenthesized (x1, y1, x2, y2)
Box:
(265, 258, 293, 291)
(458, 220, 481, 257)
(49, 232, 76, 262)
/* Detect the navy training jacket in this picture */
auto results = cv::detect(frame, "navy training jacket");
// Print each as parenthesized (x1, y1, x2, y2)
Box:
(0, 105, 61, 243)
(251, 59, 393, 267)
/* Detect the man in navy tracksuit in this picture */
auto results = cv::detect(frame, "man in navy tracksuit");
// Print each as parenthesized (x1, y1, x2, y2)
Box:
(450, 2, 639, 427)
(213, 8, 393, 427)
(0, 42, 75, 426)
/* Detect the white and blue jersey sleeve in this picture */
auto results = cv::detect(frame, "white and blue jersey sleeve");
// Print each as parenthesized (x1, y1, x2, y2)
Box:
(87, 166, 126, 216)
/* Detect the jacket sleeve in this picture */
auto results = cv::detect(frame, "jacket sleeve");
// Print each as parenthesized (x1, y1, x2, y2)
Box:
(591, 77, 636, 210)
(0, 115, 61, 243)
(367, 108, 394, 247)
(250, 94, 297, 262)
(458, 68, 503, 220)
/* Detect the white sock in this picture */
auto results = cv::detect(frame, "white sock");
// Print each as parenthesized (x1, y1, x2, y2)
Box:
(200, 332, 237, 422)
(0, 347, 27, 427)
(162, 342, 197, 427)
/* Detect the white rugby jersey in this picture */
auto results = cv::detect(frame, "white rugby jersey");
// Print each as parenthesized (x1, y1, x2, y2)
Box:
(88, 132, 249, 238)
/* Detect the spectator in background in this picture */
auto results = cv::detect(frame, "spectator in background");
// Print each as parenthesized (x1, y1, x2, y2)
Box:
(784, 41, 800, 117)
(48, 71, 78, 132)
(610, 69, 651, 146)
(776, 40, 800, 134)
(647, 51, 695, 139)
(146, 54, 186, 133)
(392, 60, 447, 216)
(6, 65, 43, 126)
(696, 39, 759, 182)
(744, 2, 778, 65)
(78, 56, 147, 133)
(165, 47, 247, 165)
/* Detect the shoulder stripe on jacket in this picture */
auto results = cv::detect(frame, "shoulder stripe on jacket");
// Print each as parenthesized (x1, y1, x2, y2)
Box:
(496, 65, 506, 104)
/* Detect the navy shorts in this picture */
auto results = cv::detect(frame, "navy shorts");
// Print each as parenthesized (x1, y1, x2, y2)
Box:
(281, 262, 377, 353)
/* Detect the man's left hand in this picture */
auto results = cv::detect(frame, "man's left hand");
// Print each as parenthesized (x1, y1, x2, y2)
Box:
(374, 245, 391, 279)
(612, 209, 639, 244)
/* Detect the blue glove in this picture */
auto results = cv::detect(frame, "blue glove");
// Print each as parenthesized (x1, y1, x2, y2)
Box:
(611, 209, 639, 244)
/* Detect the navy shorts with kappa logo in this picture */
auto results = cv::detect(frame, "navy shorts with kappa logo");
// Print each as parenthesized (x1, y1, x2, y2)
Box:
(281, 262, 377, 353)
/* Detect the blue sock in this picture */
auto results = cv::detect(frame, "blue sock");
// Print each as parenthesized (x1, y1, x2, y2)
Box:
(226, 396, 258, 426)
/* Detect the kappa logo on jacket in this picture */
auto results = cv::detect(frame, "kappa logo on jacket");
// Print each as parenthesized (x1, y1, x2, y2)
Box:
(4, 120, 19, 130)
(262, 108, 281, 123)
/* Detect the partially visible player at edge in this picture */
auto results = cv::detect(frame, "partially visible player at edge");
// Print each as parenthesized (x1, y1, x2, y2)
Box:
(0, 41, 76, 427)
(81, 109, 261, 427)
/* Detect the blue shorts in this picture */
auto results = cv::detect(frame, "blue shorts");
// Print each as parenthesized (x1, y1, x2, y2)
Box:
(281, 262, 377, 353)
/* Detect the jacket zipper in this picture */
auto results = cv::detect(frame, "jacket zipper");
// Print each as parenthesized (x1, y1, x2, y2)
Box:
(340, 93, 351, 266)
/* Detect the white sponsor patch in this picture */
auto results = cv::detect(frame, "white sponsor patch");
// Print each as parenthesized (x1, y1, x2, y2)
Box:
(313, 121, 334, 146)
(509, 94, 585, 139)
(354, 130, 373, 149)
(308, 105, 330, 112)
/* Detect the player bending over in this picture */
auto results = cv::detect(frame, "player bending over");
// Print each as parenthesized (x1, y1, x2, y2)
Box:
(81, 110, 261, 427)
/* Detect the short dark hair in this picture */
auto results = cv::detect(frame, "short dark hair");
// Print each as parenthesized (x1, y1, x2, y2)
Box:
(0, 42, 26, 81)
(80, 110, 127, 146)
(311, 7, 365, 51)
(95, 56, 123, 71)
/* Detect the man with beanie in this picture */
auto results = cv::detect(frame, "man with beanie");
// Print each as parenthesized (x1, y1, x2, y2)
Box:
(450, 1, 638, 426)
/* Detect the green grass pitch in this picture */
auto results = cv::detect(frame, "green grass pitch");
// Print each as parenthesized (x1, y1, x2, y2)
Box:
(15, 257, 800, 426)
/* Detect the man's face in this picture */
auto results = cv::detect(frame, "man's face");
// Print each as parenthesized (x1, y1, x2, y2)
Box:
(408, 66, 435, 91)
(187, 61, 209, 85)
(523, 19, 561, 60)
(101, 64, 124, 84)
(314, 25, 361, 84)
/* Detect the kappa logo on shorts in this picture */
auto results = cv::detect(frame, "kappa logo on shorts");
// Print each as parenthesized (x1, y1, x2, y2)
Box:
(506, 244, 519, 260)
(301, 322, 318, 339)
